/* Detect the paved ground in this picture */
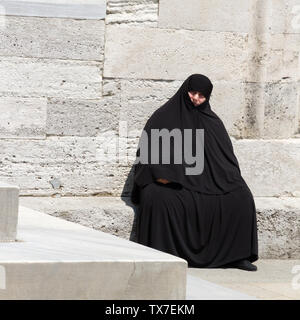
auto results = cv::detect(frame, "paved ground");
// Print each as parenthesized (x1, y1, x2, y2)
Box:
(186, 259, 300, 300)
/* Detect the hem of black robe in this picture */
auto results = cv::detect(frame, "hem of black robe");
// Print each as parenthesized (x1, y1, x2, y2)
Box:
(187, 253, 259, 269)
(133, 178, 258, 269)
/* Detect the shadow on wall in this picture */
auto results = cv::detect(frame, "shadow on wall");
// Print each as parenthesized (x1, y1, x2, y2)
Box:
(120, 162, 139, 243)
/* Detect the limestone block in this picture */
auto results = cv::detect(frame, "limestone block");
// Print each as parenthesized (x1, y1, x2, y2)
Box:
(158, 0, 300, 35)
(270, 33, 300, 51)
(0, 15, 105, 61)
(0, 97, 47, 138)
(46, 97, 120, 137)
(0, 56, 102, 99)
(263, 82, 299, 138)
(246, 48, 299, 83)
(0, 0, 106, 19)
(209, 81, 248, 138)
(156, 0, 300, 84)
(233, 139, 300, 197)
(158, 0, 253, 33)
(271, 0, 300, 34)
(106, 0, 158, 26)
(0, 182, 19, 241)
(1, 137, 300, 197)
(0, 137, 128, 196)
(103, 25, 249, 81)
(255, 197, 300, 258)
(246, 33, 300, 82)
(243, 81, 299, 138)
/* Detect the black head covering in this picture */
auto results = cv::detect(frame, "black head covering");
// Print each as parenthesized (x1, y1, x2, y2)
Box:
(131, 73, 247, 204)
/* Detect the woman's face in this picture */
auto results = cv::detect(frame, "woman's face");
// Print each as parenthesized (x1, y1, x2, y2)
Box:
(188, 91, 206, 106)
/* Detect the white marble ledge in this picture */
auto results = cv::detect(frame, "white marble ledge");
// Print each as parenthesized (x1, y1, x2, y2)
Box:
(0, 206, 187, 299)
(0, 205, 188, 264)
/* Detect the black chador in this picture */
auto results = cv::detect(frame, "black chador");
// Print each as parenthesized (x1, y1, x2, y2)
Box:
(131, 74, 258, 270)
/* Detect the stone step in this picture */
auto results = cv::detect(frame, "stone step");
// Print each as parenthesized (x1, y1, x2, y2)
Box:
(0, 205, 187, 299)
(19, 195, 300, 259)
(0, 182, 19, 241)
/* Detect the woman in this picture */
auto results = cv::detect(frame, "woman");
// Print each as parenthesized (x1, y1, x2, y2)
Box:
(131, 74, 259, 271)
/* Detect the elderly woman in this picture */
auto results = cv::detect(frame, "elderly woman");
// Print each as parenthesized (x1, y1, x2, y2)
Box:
(131, 74, 258, 271)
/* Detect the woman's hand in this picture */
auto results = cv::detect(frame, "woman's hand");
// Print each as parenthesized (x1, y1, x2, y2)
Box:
(156, 178, 171, 184)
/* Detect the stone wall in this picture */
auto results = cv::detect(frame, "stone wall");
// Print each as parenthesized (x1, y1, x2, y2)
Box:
(0, 0, 299, 198)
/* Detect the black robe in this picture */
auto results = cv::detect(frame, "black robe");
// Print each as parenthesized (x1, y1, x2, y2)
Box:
(131, 74, 258, 267)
